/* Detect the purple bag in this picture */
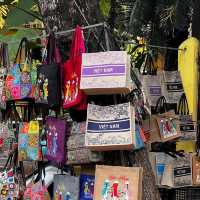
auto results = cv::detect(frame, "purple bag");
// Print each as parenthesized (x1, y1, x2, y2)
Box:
(45, 117, 67, 164)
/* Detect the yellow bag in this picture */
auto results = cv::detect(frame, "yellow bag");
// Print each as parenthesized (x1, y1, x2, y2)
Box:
(178, 37, 200, 121)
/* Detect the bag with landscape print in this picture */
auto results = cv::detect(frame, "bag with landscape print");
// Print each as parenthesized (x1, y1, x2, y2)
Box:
(94, 165, 143, 200)
(53, 174, 79, 200)
(36, 33, 61, 107)
(5, 38, 34, 101)
(18, 120, 41, 161)
(45, 117, 67, 164)
(0, 43, 9, 109)
(85, 103, 135, 151)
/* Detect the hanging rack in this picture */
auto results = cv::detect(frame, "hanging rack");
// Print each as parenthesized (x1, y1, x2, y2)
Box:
(4, 22, 105, 45)
(126, 41, 186, 51)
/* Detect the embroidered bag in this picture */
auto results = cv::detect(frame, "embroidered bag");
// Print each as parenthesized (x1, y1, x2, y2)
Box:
(36, 33, 61, 107)
(85, 103, 135, 151)
(5, 37, 34, 100)
(94, 165, 143, 200)
(0, 43, 9, 109)
(53, 174, 79, 200)
(18, 121, 41, 161)
(80, 51, 132, 95)
(45, 117, 67, 164)
(80, 174, 95, 200)
(63, 26, 87, 109)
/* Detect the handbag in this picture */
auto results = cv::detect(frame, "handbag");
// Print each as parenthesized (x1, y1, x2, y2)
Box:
(94, 165, 143, 200)
(18, 120, 41, 161)
(45, 117, 67, 164)
(67, 122, 104, 165)
(85, 103, 135, 151)
(0, 43, 9, 109)
(36, 33, 61, 107)
(80, 174, 95, 200)
(5, 38, 34, 101)
(177, 93, 196, 141)
(80, 51, 132, 95)
(53, 174, 80, 200)
(63, 25, 87, 109)
(161, 70, 184, 104)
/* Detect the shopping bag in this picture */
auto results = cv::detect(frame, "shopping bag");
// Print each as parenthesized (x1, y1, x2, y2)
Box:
(192, 155, 200, 185)
(94, 165, 143, 200)
(53, 174, 80, 200)
(177, 93, 197, 141)
(85, 103, 135, 151)
(5, 38, 34, 100)
(80, 174, 95, 200)
(63, 25, 87, 109)
(67, 132, 104, 165)
(45, 117, 67, 164)
(36, 33, 61, 107)
(24, 180, 51, 200)
(161, 70, 184, 104)
(18, 121, 41, 161)
(173, 153, 192, 187)
(80, 51, 132, 95)
(156, 112, 181, 142)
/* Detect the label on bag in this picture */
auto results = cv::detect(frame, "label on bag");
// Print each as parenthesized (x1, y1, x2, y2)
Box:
(166, 82, 183, 92)
(82, 64, 125, 77)
(149, 86, 161, 96)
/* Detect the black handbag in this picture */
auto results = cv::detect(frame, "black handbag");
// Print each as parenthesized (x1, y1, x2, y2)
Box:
(36, 33, 61, 107)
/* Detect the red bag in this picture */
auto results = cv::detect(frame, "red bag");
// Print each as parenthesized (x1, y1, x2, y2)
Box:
(63, 26, 87, 109)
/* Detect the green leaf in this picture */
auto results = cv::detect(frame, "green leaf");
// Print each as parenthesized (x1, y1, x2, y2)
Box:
(5, 0, 41, 27)
(99, 0, 111, 17)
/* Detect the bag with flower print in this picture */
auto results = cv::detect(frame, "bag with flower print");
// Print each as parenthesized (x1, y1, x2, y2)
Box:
(18, 121, 41, 161)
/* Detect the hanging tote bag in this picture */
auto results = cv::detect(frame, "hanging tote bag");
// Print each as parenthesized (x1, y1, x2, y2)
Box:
(53, 174, 80, 200)
(5, 37, 34, 101)
(161, 70, 184, 104)
(0, 43, 9, 109)
(45, 117, 67, 164)
(66, 122, 104, 165)
(94, 165, 143, 200)
(80, 51, 132, 95)
(36, 33, 61, 107)
(80, 174, 95, 200)
(63, 25, 87, 109)
(85, 103, 135, 151)
(18, 120, 41, 161)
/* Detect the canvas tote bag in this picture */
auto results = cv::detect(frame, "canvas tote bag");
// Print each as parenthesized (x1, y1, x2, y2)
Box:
(63, 25, 87, 109)
(85, 103, 135, 151)
(80, 51, 132, 95)
(94, 165, 143, 200)
(53, 174, 80, 200)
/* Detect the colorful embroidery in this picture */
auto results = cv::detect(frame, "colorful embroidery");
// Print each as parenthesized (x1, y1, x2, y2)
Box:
(37, 73, 49, 102)
(47, 125, 58, 156)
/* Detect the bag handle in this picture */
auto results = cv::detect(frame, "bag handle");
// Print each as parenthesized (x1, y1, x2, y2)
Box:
(155, 96, 168, 114)
(14, 37, 30, 71)
(177, 93, 189, 115)
(142, 51, 157, 75)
